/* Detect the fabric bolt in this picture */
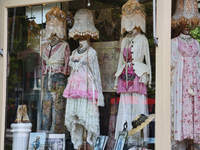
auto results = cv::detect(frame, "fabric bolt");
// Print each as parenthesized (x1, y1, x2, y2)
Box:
(42, 73, 67, 133)
(63, 47, 104, 149)
(171, 33, 200, 144)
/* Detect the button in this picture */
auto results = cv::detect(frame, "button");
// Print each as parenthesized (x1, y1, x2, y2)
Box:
(132, 58, 134, 60)
(132, 41, 134, 43)
(131, 52, 133, 53)
(131, 45, 133, 47)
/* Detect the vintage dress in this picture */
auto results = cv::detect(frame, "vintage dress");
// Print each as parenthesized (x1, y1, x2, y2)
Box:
(63, 47, 104, 149)
(171, 34, 200, 144)
(114, 33, 151, 145)
(42, 41, 70, 133)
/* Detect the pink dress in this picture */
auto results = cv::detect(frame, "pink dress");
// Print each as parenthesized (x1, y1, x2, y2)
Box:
(177, 38, 200, 141)
(62, 47, 104, 149)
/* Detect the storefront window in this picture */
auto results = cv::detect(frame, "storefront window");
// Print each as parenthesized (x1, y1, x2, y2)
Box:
(6, 1, 156, 149)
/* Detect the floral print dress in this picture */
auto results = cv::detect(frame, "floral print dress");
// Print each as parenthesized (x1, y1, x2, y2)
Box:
(171, 35, 200, 144)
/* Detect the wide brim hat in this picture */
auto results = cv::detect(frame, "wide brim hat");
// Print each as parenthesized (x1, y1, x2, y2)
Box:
(128, 114, 155, 136)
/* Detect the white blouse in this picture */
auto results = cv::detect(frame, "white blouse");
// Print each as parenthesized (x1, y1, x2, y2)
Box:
(115, 33, 152, 87)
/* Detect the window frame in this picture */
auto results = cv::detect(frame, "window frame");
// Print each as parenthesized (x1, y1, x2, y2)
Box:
(0, 0, 172, 149)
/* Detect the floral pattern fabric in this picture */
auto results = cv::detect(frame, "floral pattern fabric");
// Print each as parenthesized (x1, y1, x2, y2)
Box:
(171, 36, 200, 144)
(178, 38, 200, 141)
(41, 73, 67, 133)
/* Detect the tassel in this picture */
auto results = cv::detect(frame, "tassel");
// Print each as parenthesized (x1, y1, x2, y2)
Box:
(188, 87, 195, 96)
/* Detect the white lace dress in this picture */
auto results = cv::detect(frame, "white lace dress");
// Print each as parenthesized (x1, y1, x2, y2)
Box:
(63, 47, 104, 149)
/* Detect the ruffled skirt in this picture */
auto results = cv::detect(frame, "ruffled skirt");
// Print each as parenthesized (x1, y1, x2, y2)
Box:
(63, 71, 98, 100)
(65, 98, 100, 149)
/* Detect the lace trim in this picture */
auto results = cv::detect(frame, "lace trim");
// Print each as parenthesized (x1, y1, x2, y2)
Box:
(69, 30, 99, 40)
(121, 13, 146, 33)
(69, 9, 99, 40)
(46, 6, 66, 22)
(178, 33, 194, 43)
(172, 16, 200, 27)
(122, 0, 146, 17)
(65, 98, 100, 149)
(122, 9, 146, 19)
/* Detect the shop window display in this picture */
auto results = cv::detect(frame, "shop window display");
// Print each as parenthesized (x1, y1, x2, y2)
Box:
(6, 0, 155, 150)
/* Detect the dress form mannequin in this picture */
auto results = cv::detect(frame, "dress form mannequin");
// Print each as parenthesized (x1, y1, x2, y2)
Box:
(42, 34, 70, 133)
(115, 26, 151, 146)
(78, 40, 89, 54)
(181, 27, 190, 35)
(49, 34, 62, 47)
(62, 9, 104, 149)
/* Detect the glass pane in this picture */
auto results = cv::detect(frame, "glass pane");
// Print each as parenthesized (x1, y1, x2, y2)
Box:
(6, 1, 155, 150)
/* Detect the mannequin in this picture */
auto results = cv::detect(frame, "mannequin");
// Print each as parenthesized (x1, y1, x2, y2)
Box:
(114, 0, 152, 147)
(114, 27, 151, 146)
(181, 27, 190, 35)
(42, 33, 70, 133)
(62, 9, 104, 149)
(171, 27, 200, 147)
(77, 40, 89, 54)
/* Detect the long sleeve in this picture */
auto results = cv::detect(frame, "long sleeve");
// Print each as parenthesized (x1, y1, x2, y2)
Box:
(64, 43, 71, 75)
(143, 37, 152, 85)
(171, 38, 183, 141)
(90, 50, 104, 107)
(114, 38, 126, 89)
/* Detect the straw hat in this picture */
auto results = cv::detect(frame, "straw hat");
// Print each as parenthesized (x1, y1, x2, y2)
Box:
(128, 114, 155, 136)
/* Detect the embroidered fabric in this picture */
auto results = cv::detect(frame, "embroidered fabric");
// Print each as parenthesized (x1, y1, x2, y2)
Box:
(45, 7, 66, 39)
(172, 0, 200, 27)
(69, 9, 99, 39)
(121, 0, 146, 33)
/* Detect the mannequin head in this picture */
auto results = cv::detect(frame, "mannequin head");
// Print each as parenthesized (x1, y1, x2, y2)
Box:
(79, 38, 89, 48)
(49, 33, 62, 45)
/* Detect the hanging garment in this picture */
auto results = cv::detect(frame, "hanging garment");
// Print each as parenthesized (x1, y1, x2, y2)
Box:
(63, 47, 104, 149)
(171, 33, 200, 144)
(41, 41, 70, 133)
(114, 33, 151, 146)
(42, 41, 70, 90)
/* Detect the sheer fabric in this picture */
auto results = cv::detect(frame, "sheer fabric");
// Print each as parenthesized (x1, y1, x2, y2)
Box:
(63, 47, 104, 148)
